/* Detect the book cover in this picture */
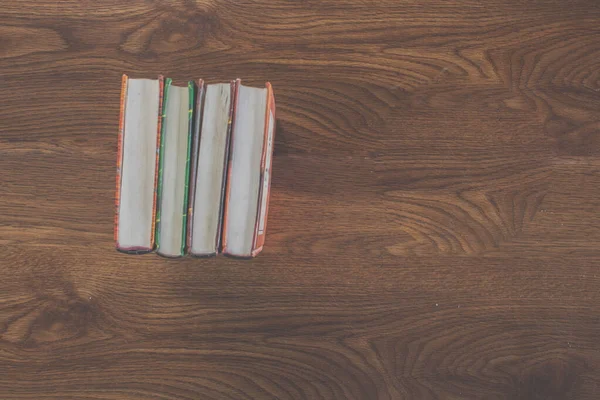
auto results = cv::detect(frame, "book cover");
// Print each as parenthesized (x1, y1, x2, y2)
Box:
(219, 79, 241, 254)
(214, 79, 237, 254)
(252, 82, 276, 256)
(180, 80, 196, 255)
(114, 74, 128, 247)
(151, 76, 166, 250)
(186, 79, 205, 250)
(154, 77, 172, 253)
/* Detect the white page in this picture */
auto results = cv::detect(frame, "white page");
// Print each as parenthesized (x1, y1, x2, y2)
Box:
(225, 85, 267, 256)
(118, 78, 159, 250)
(158, 85, 190, 256)
(191, 83, 231, 254)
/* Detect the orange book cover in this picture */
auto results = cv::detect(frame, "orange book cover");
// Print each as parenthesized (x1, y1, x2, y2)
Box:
(114, 74, 128, 245)
(251, 83, 276, 256)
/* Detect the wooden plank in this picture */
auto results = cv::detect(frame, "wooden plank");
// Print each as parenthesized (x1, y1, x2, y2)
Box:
(1, 0, 600, 398)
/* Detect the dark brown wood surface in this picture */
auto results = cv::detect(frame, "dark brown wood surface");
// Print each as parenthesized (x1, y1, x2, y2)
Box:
(2, 0, 600, 398)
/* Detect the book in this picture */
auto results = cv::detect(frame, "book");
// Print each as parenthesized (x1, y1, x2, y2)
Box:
(188, 81, 235, 256)
(155, 79, 195, 257)
(115, 75, 164, 253)
(185, 79, 204, 253)
(115, 75, 275, 258)
(222, 80, 276, 258)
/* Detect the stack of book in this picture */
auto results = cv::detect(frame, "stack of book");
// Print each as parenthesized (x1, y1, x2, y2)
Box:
(115, 75, 275, 258)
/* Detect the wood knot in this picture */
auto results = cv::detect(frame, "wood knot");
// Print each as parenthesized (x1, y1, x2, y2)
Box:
(2, 292, 100, 347)
(515, 357, 587, 400)
(121, 8, 220, 56)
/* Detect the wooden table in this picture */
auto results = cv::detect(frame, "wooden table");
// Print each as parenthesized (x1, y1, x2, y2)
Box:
(2, 1, 600, 398)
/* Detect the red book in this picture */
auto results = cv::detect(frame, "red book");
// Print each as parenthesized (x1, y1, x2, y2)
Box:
(222, 81, 276, 257)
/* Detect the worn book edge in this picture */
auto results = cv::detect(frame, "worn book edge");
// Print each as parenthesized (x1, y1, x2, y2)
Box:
(186, 79, 205, 253)
(180, 80, 196, 256)
(251, 82, 276, 257)
(214, 79, 237, 255)
(220, 78, 241, 255)
(114, 74, 128, 247)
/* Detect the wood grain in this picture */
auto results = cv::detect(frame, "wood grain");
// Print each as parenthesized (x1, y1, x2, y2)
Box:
(1, 0, 600, 398)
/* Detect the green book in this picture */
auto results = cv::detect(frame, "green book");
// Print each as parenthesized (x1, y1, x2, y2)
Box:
(155, 79, 195, 257)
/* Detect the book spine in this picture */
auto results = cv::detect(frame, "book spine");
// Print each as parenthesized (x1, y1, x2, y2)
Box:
(252, 82, 276, 257)
(180, 81, 196, 255)
(220, 78, 241, 255)
(154, 77, 170, 252)
(114, 74, 129, 248)
(186, 79, 205, 250)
